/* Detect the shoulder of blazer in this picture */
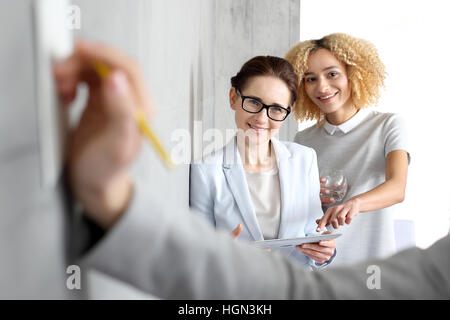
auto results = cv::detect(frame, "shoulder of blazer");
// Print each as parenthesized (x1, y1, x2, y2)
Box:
(278, 139, 316, 160)
(191, 145, 226, 167)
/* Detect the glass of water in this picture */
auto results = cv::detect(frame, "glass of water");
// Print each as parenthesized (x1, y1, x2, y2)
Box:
(320, 169, 348, 202)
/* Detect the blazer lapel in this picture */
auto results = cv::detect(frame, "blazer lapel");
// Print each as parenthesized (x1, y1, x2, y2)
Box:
(271, 138, 294, 238)
(222, 138, 263, 241)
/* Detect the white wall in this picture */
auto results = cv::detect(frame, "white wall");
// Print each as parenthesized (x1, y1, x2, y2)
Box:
(299, 0, 450, 248)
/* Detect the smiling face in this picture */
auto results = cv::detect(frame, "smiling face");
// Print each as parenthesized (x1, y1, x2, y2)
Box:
(230, 75, 291, 145)
(303, 49, 353, 121)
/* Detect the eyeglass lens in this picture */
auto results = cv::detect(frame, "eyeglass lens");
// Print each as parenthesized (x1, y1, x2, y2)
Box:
(242, 98, 288, 121)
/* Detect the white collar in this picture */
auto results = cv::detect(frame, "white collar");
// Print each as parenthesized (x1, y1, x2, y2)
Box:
(323, 109, 369, 135)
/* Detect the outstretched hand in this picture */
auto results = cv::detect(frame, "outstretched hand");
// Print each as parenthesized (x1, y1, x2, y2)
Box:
(316, 198, 361, 232)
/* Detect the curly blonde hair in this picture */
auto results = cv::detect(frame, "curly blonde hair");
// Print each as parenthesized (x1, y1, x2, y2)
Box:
(285, 33, 386, 123)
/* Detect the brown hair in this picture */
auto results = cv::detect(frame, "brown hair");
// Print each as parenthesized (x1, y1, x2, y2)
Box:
(285, 33, 386, 123)
(231, 56, 299, 105)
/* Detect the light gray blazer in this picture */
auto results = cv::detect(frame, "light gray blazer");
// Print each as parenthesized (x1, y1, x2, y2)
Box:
(80, 177, 450, 299)
(189, 137, 327, 267)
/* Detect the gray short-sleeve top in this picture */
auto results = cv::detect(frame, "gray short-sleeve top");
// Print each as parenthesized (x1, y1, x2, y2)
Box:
(294, 109, 410, 266)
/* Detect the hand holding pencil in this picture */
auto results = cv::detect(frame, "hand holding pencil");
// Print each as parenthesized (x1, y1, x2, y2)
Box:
(93, 61, 175, 170)
(53, 39, 169, 229)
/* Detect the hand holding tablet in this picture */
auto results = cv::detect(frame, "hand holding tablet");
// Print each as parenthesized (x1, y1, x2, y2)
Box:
(253, 233, 342, 249)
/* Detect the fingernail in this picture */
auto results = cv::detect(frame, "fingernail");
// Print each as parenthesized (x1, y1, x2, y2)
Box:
(110, 71, 129, 95)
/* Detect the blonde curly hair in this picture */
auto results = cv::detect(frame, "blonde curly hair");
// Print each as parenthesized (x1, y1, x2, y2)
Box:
(285, 33, 386, 123)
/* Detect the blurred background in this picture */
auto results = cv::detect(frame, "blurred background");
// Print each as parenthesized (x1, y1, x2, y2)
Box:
(0, 0, 448, 299)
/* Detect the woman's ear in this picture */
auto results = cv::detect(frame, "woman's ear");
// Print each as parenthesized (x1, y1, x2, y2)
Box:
(229, 87, 238, 110)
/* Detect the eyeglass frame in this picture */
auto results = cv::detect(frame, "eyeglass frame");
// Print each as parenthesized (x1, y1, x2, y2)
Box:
(235, 89, 291, 122)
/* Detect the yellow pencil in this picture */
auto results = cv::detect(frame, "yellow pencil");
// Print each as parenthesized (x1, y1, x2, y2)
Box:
(92, 62, 176, 170)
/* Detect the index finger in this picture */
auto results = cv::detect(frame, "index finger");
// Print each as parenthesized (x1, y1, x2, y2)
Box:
(316, 215, 328, 232)
(75, 39, 140, 78)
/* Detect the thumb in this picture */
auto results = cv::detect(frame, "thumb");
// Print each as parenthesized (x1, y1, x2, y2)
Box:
(232, 224, 243, 239)
(103, 70, 136, 120)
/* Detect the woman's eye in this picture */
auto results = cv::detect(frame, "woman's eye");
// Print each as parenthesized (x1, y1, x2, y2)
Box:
(329, 71, 338, 78)
(305, 77, 315, 83)
(271, 107, 283, 113)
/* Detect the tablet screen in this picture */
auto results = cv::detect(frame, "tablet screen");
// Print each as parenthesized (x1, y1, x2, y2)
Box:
(253, 233, 342, 249)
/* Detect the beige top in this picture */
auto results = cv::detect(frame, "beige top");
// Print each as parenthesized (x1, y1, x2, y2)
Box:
(244, 167, 281, 240)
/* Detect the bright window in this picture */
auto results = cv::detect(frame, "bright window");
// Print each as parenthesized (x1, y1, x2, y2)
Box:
(299, 0, 450, 248)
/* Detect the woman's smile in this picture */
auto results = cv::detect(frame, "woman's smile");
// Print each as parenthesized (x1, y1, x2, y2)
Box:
(318, 91, 339, 102)
(247, 122, 269, 133)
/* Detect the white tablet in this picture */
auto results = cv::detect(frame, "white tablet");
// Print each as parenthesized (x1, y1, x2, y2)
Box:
(253, 233, 342, 249)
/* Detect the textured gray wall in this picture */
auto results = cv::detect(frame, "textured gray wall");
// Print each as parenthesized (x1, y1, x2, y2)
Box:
(72, 0, 299, 299)
(208, 0, 300, 147)
(0, 0, 299, 299)
(72, 0, 203, 299)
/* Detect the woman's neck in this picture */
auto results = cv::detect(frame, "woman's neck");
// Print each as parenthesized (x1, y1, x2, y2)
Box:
(326, 103, 358, 126)
(237, 137, 274, 172)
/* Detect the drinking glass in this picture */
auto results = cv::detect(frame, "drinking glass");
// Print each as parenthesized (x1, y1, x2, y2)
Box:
(320, 169, 348, 202)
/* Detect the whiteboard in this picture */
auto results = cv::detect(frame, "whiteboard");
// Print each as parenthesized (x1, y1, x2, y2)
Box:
(33, 0, 73, 189)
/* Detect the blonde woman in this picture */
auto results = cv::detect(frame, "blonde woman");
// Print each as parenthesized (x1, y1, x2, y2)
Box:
(285, 33, 410, 266)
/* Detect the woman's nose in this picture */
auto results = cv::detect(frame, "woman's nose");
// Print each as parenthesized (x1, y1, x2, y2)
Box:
(317, 78, 330, 93)
(253, 108, 269, 122)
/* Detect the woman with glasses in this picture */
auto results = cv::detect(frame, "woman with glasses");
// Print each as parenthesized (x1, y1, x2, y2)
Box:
(285, 33, 410, 266)
(189, 56, 337, 268)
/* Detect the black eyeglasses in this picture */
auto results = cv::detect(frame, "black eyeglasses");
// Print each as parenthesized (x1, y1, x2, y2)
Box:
(236, 89, 291, 121)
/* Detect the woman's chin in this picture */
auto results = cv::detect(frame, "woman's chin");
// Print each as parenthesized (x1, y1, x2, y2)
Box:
(237, 129, 270, 145)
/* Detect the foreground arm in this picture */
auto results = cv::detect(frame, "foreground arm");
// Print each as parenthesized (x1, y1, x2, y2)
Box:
(80, 178, 450, 299)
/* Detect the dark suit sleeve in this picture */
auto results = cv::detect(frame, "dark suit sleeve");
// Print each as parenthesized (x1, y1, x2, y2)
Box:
(62, 170, 105, 263)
